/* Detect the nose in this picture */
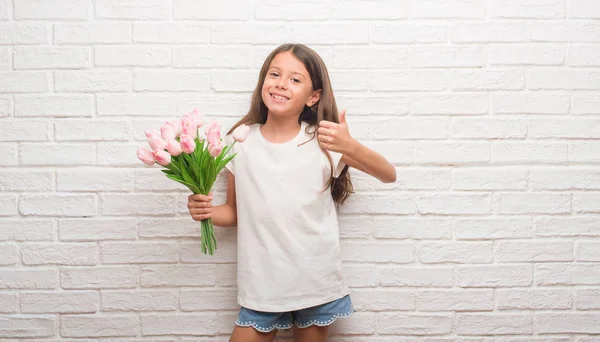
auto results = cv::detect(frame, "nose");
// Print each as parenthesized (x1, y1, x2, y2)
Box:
(276, 77, 287, 89)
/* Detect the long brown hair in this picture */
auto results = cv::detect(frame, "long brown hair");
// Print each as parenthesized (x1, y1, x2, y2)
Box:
(227, 43, 353, 204)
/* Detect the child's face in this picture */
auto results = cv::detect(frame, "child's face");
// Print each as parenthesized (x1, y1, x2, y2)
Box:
(261, 51, 320, 120)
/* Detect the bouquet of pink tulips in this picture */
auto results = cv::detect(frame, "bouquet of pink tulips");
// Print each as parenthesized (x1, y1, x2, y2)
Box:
(137, 109, 249, 255)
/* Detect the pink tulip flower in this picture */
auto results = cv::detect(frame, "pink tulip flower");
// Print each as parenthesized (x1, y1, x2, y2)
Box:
(232, 124, 250, 143)
(148, 137, 166, 151)
(153, 149, 171, 166)
(190, 108, 203, 127)
(145, 129, 161, 141)
(166, 120, 182, 137)
(137, 148, 155, 165)
(161, 124, 176, 140)
(206, 122, 221, 146)
(166, 139, 183, 156)
(181, 116, 197, 139)
(208, 140, 224, 157)
(180, 134, 196, 154)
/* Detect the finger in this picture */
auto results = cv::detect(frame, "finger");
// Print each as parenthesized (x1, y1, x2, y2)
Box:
(191, 208, 212, 215)
(319, 120, 337, 129)
(339, 109, 347, 124)
(319, 134, 333, 143)
(192, 194, 210, 202)
(189, 201, 211, 209)
(318, 127, 336, 136)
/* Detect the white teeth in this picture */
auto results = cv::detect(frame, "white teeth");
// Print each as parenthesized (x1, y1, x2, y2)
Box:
(271, 94, 287, 100)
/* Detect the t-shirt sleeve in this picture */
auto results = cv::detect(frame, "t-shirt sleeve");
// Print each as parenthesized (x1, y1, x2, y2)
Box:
(224, 134, 235, 175)
(329, 150, 346, 178)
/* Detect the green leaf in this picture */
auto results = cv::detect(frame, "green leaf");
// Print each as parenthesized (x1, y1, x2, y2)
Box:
(166, 174, 201, 193)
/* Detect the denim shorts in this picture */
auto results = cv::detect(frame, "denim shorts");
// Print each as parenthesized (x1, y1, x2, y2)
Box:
(235, 295, 354, 333)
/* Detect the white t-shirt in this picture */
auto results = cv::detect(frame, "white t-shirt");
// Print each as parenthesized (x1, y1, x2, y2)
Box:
(225, 121, 350, 312)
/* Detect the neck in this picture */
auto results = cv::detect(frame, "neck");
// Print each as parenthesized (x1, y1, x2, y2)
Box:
(261, 112, 302, 143)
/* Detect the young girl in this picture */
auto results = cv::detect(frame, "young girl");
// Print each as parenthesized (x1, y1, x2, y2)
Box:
(187, 43, 396, 342)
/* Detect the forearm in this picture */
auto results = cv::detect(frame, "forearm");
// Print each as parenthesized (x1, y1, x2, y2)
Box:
(344, 140, 397, 183)
(211, 204, 237, 228)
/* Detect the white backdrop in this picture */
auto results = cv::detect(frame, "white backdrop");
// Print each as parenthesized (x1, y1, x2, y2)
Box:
(1, 0, 600, 340)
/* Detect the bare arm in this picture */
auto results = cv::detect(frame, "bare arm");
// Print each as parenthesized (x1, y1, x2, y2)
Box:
(188, 171, 237, 227)
(341, 141, 396, 183)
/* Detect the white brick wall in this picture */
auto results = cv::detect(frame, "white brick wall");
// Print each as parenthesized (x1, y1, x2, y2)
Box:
(0, 0, 599, 340)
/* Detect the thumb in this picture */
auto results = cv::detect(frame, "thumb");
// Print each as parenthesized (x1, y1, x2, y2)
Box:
(339, 109, 347, 124)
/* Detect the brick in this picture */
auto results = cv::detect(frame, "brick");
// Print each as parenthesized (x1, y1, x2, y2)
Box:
(492, 92, 570, 114)
(496, 241, 573, 262)
(0, 269, 57, 289)
(61, 266, 139, 289)
(416, 289, 494, 311)
(419, 242, 493, 263)
(415, 142, 490, 164)
(0, 293, 17, 313)
(490, 45, 565, 65)
(497, 193, 571, 214)
(0, 72, 49, 93)
(570, 0, 600, 18)
(370, 71, 447, 91)
(210, 23, 286, 44)
(0, 0, 7, 20)
(569, 45, 600, 66)
(180, 239, 237, 264)
(141, 313, 218, 336)
(134, 23, 208, 43)
(452, 168, 527, 190)
(14, 0, 90, 19)
(0, 219, 54, 241)
(535, 217, 600, 237)
(95, 46, 170, 67)
(55, 70, 132, 92)
(286, 23, 369, 44)
(180, 289, 237, 311)
(216, 263, 236, 287)
(60, 218, 137, 241)
(20, 194, 96, 217)
(141, 265, 216, 287)
(379, 266, 453, 287)
(411, 46, 485, 68)
(456, 265, 533, 287)
(0, 243, 16, 265)
(97, 142, 143, 165)
(20, 143, 95, 165)
(329, 312, 376, 335)
(14, 46, 91, 70)
(0, 143, 17, 165)
(576, 241, 600, 261)
(256, 3, 329, 20)
(456, 313, 532, 335)
(342, 264, 377, 288)
(449, 22, 527, 42)
(135, 169, 189, 192)
(574, 193, 600, 213)
(332, 47, 408, 69)
(210, 70, 260, 92)
(0, 24, 49, 44)
(530, 21, 600, 42)
(22, 243, 97, 265)
(55, 119, 131, 141)
(332, 1, 408, 19)
(536, 264, 600, 285)
(101, 242, 179, 264)
(57, 168, 133, 192)
(341, 241, 414, 263)
(497, 288, 572, 310)
(572, 94, 600, 115)
(15, 95, 93, 117)
(329, 70, 369, 91)
(340, 193, 415, 214)
(96, 0, 171, 19)
(451, 70, 525, 90)
(173, 46, 252, 68)
(135, 70, 211, 91)
(103, 290, 177, 311)
(576, 288, 600, 309)
(61, 314, 139, 337)
(411, 94, 488, 114)
(351, 289, 414, 311)
(377, 313, 453, 335)
(372, 167, 449, 190)
(101, 194, 184, 216)
(490, 0, 565, 18)
(0, 47, 10, 70)
(374, 217, 451, 240)
(491, 142, 568, 163)
(174, 0, 251, 19)
(411, 0, 485, 18)
(536, 313, 600, 334)
(528, 70, 600, 90)
(371, 23, 446, 43)
(21, 291, 98, 313)
(530, 119, 600, 139)
(0, 170, 53, 191)
(54, 23, 131, 44)
(530, 168, 600, 190)
(0, 316, 54, 338)
(0, 195, 17, 216)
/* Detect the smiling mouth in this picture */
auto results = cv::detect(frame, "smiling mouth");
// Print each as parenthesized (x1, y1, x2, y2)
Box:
(270, 93, 289, 101)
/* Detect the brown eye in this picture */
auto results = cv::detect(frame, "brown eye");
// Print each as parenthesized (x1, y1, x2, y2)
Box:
(292, 78, 300, 83)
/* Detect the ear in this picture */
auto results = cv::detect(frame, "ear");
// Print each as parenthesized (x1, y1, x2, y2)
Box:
(306, 89, 321, 107)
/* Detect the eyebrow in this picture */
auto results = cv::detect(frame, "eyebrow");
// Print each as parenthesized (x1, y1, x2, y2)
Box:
(268, 66, 307, 80)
